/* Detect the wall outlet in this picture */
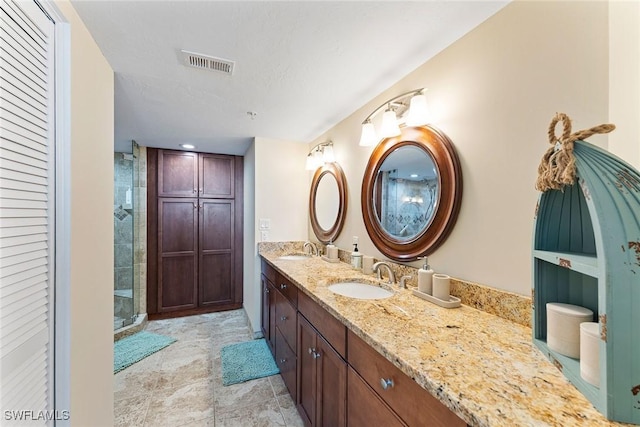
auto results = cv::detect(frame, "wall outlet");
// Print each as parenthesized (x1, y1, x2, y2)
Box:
(261, 231, 269, 241)
(259, 218, 271, 230)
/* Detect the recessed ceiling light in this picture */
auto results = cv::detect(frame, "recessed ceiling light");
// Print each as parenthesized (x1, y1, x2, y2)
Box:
(180, 144, 195, 149)
(410, 173, 418, 178)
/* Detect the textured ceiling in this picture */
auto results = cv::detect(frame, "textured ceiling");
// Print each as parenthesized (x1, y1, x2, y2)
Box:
(71, 1, 508, 154)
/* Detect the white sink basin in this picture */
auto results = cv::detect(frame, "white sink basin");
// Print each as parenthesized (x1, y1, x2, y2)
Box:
(278, 255, 310, 261)
(328, 282, 393, 300)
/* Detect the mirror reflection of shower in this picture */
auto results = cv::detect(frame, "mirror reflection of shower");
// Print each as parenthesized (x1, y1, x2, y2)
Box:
(113, 143, 139, 330)
(374, 145, 439, 240)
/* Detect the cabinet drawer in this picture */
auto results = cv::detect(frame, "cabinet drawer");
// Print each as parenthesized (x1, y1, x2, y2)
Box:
(347, 330, 465, 427)
(347, 366, 404, 427)
(275, 272, 298, 307)
(275, 291, 297, 350)
(275, 328, 297, 402)
(298, 290, 346, 358)
(261, 258, 276, 283)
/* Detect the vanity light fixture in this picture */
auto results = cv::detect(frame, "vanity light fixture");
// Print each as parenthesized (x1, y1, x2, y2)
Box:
(305, 141, 335, 171)
(359, 88, 430, 147)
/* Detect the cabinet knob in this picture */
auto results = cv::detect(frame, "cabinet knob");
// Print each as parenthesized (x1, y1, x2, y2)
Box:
(280, 358, 286, 364)
(193, 189, 197, 193)
(308, 347, 315, 354)
(312, 351, 321, 359)
(380, 378, 394, 390)
(280, 284, 287, 290)
(280, 316, 287, 321)
(264, 288, 269, 294)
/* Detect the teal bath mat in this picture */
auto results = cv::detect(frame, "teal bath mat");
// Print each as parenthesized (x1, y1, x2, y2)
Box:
(220, 339, 279, 386)
(114, 331, 176, 374)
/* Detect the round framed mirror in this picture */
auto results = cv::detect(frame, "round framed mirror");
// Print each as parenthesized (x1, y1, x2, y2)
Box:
(310, 162, 348, 243)
(361, 126, 462, 261)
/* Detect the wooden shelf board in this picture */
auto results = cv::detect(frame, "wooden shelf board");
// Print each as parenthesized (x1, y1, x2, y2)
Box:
(533, 250, 599, 278)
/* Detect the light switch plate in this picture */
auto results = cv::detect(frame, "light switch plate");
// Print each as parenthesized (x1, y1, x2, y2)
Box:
(261, 231, 269, 241)
(259, 218, 271, 230)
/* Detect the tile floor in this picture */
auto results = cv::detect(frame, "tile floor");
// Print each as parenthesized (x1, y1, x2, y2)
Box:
(114, 310, 304, 427)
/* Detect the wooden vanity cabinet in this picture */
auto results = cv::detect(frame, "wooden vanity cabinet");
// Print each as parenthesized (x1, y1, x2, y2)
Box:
(347, 366, 404, 427)
(260, 258, 468, 427)
(348, 330, 466, 427)
(269, 272, 298, 400)
(297, 314, 347, 427)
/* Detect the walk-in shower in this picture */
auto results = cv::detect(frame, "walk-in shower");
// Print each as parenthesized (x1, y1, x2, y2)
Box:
(114, 140, 152, 335)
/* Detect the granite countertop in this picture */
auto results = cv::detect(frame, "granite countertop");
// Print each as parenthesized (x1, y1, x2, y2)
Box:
(259, 246, 631, 427)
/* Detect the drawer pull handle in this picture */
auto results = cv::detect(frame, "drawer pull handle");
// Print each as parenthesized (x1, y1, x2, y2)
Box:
(380, 378, 394, 390)
(280, 359, 286, 364)
(280, 284, 287, 290)
(280, 316, 287, 321)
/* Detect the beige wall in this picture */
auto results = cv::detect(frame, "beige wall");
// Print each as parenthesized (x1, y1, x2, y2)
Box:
(244, 138, 308, 333)
(310, 1, 611, 296)
(609, 0, 640, 169)
(55, 1, 115, 425)
(243, 142, 258, 334)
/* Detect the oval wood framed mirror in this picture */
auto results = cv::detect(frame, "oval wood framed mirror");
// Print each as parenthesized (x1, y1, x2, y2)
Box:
(310, 162, 348, 243)
(361, 126, 462, 261)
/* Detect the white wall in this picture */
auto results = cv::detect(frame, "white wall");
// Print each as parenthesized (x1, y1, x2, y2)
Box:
(309, 1, 612, 297)
(54, 1, 114, 425)
(608, 0, 640, 169)
(244, 138, 308, 334)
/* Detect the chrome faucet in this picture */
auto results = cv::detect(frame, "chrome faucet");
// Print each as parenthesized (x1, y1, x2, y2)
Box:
(303, 241, 318, 256)
(372, 261, 396, 285)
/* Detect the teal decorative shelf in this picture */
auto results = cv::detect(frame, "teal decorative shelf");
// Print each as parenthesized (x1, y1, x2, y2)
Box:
(533, 140, 640, 424)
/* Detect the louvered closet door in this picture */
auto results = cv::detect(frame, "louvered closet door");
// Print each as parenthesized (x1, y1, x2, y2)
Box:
(0, 0, 55, 420)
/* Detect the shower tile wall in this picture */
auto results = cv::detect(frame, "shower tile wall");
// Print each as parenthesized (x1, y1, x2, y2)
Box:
(114, 153, 134, 324)
(133, 144, 147, 315)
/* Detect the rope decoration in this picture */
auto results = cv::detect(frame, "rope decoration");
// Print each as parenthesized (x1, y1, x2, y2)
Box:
(535, 113, 615, 192)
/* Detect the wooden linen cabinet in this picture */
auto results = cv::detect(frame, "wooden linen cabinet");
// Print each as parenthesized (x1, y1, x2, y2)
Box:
(148, 149, 243, 318)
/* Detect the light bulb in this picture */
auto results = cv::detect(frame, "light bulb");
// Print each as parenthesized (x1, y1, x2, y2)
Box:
(312, 149, 323, 169)
(380, 107, 401, 138)
(406, 92, 429, 126)
(305, 153, 316, 171)
(359, 121, 377, 146)
(322, 144, 335, 163)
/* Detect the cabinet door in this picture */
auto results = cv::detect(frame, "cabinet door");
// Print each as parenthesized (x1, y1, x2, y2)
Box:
(317, 334, 346, 427)
(158, 198, 198, 311)
(268, 281, 276, 352)
(275, 291, 297, 350)
(261, 274, 270, 343)
(347, 367, 405, 427)
(261, 276, 277, 355)
(276, 328, 297, 402)
(199, 200, 234, 306)
(199, 153, 234, 198)
(158, 150, 198, 197)
(297, 315, 317, 427)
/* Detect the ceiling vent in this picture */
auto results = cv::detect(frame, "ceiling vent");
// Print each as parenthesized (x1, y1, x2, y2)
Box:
(181, 50, 234, 75)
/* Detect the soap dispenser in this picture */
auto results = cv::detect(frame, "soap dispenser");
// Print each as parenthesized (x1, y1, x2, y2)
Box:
(351, 243, 362, 270)
(417, 256, 434, 295)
